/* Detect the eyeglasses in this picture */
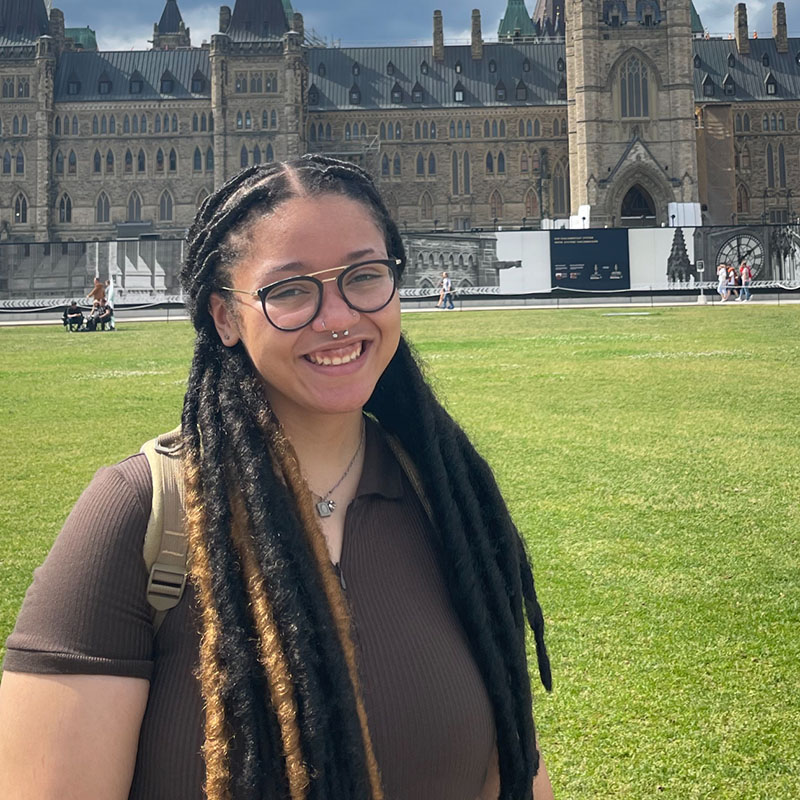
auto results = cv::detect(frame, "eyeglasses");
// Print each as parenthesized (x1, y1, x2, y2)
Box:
(219, 258, 402, 331)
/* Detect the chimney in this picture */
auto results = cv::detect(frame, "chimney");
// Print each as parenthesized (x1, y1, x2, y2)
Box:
(734, 4, 750, 55)
(219, 5, 231, 33)
(433, 10, 444, 62)
(49, 8, 65, 44)
(292, 12, 304, 40)
(471, 9, 483, 60)
(773, 2, 788, 53)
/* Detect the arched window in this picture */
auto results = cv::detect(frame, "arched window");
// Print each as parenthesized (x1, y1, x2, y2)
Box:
(155, 115, 161, 133)
(194, 147, 202, 171)
(499, 120, 505, 138)
(55, 117, 61, 135)
(164, 114, 170, 132)
(141, 115, 147, 133)
(388, 123, 395, 141)
(735, 114, 742, 132)
(553, 161, 570, 215)
(393, 154, 401, 176)
(771, 113, 777, 131)
(395, 122, 401, 139)
(345, 123, 352, 141)
(497, 152, 505, 173)
(742, 145, 751, 171)
(92, 115, 99, 134)
(266, 144, 274, 162)
(132, 115, 139, 133)
(317, 123, 324, 141)
(245, 111, 252, 129)
(94, 150, 102, 173)
(767, 144, 775, 188)
(159, 190, 173, 222)
(101, 115, 107, 134)
(465, 121, 470, 138)
(325, 123, 331, 140)
(743, 114, 750, 132)
(72, 116, 78, 135)
(201, 113, 208, 132)
(127, 191, 142, 222)
(778, 113, 785, 131)
(779, 143, 786, 188)
(137, 149, 146, 173)
(736, 184, 750, 214)
(452, 151, 459, 195)
(620, 55, 649, 118)
(68, 150, 77, 175)
(485, 120, 491, 138)
(14, 193, 28, 224)
(762, 114, 769, 131)
(169, 149, 177, 172)
(463, 152, 470, 194)
(16, 151, 24, 174)
(206, 148, 214, 171)
(110, 115, 116, 134)
(524, 188, 539, 218)
(380, 122, 387, 140)
(196, 188, 210, 208)
(125, 149, 133, 173)
(2, 151, 9, 174)
(457, 121, 463, 138)
(106, 150, 114, 173)
(428, 153, 436, 175)
(416, 152, 424, 175)
(430, 122, 435, 139)
(253, 145, 261, 164)
(489, 190, 503, 220)
(534, 119, 540, 137)
(96, 192, 110, 223)
(271, 110, 278, 128)
(156, 148, 165, 172)
(124, 115, 130, 133)
(553, 119, 560, 136)
(209, 113, 214, 131)
(237, 111, 243, 130)
(415, 121, 421, 139)
(420, 192, 433, 220)
(241, 145, 248, 168)
(58, 193, 72, 223)
(55, 150, 64, 174)
(309, 123, 317, 142)
(449, 121, 455, 138)
(492, 120, 498, 138)
(172, 114, 178, 132)
(521, 152, 529, 173)
(486, 152, 494, 173)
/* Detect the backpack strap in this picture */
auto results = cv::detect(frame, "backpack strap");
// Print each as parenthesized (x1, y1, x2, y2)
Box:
(140, 426, 187, 634)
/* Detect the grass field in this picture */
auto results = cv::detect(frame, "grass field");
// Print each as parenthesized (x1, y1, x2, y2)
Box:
(1, 306, 799, 798)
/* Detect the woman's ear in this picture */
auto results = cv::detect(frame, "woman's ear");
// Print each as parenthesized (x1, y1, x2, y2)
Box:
(208, 292, 241, 347)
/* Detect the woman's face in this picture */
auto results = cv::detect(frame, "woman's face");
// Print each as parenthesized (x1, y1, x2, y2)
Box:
(209, 193, 401, 424)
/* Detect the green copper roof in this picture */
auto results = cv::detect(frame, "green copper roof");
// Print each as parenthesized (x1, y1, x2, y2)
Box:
(65, 26, 98, 51)
(498, 0, 536, 38)
(691, 1, 704, 35)
(282, 0, 294, 24)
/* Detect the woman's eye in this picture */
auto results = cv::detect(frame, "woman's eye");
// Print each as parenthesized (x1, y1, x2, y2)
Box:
(269, 283, 313, 302)
(347, 267, 383, 284)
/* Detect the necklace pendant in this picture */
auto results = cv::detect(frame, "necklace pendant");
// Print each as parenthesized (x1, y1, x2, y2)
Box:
(316, 499, 335, 517)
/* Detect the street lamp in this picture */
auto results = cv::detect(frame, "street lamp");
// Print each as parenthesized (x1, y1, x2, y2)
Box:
(671, 213, 676, 227)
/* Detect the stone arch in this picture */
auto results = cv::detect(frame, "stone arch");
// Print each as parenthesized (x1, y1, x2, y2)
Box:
(606, 164, 673, 227)
(605, 47, 665, 93)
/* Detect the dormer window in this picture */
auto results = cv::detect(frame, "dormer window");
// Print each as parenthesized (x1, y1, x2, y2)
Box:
(160, 72, 174, 94)
(516, 80, 528, 101)
(702, 75, 715, 97)
(391, 82, 403, 103)
(557, 57, 565, 72)
(421, 60, 429, 75)
(129, 73, 143, 94)
(604, 0, 628, 26)
(308, 85, 319, 105)
(727, 53, 736, 68)
(723, 74, 735, 96)
(454, 60, 462, 74)
(694, 53, 701, 68)
(98, 73, 111, 95)
(557, 78, 567, 100)
(488, 60, 496, 73)
(495, 81, 506, 101)
(191, 71, 205, 93)
(352, 62, 360, 76)
(317, 63, 326, 77)
(67, 77, 80, 95)
(765, 73, 777, 95)
(387, 61, 395, 76)
(454, 81, 465, 102)
(761, 54, 770, 67)
(412, 82, 423, 103)
(350, 83, 361, 104)
(522, 58, 530, 73)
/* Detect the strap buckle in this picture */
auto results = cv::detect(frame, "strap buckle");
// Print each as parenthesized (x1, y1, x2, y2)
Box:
(146, 562, 187, 611)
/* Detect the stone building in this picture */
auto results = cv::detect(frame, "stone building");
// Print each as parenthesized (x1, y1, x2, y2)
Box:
(0, 0, 798, 244)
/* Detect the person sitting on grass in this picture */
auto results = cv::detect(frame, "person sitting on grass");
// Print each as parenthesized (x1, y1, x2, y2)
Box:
(63, 300, 84, 331)
(97, 302, 113, 331)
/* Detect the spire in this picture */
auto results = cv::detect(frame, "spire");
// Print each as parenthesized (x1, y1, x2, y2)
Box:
(498, 0, 536, 40)
(533, 0, 564, 37)
(690, 1, 704, 35)
(228, 0, 288, 41)
(158, 0, 184, 34)
(0, 0, 49, 41)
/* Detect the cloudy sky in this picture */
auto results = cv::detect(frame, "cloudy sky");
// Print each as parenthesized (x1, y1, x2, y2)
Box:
(51, 0, 797, 52)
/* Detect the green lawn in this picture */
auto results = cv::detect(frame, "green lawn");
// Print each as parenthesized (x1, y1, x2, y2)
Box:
(2, 307, 799, 798)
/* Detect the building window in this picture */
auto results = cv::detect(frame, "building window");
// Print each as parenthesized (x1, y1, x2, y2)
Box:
(98, 74, 111, 94)
(245, 111, 252, 129)
(417, 152, 425, 175)
(235, 72, 247, 92)
(67, 79, 80, 95)
(55, 150, 64, 174)
(387, 61, 395, 76)
(96, 192, 110, 223)
(428, 153, 436, 174)
(488, 60, 497, 73)
(486, 152, 494, 173)
(253, 145, 261, 164)
(58, 193, 72, 223)
(516, 81, 528, 101)
(382, 154, 390, 176)
(129, 76, 143, 94)
(317, 63, 326, 78)
(521, 152, 529, 173)
(723, 76, 735, 96)
(765, 74, 777, 95)
(125, 150, 133, 173)
(779, 143, 786, 188)
(14, 194, 28, 224)
(192, 71, 205, 93)
(110, 115, 116, 133)
(106, 150, 114, 173)
(452, 151, 459, 194)
(250, 73, 262, 93)
(193, 113, 199, 132)
(154, 115, 161, 133)
(412, 84, 423, 103)
(308, 85, 319, 105)
(159, 190, 173, 222)
(391, 84, 403, 104)
(421, 60, 429, 75)
(703, 76, 715, 97)
(393, 154, 401, 176)
(124, 115, 130, 133)
(621, 56, 650, 117)
(137, 149, 145, 173)
(525, 188, 539, 218)
(156, 148, 165, 172)
(420, 191, 433, 220)
(455, 61, 462, 74)
(553, 161, 570, 215)
(194, 147, 202, 171)
(489, 190, 503, 220)
(68, 150, 77, 175)
(351, 85, 362, 104)
(127, 192, 142, 222)
(92, 115, 99, 134)
(2, 151, 10, 175)
(16, 151, 24, 174)
(523, 58, 530, 73)
(497, 151, 505, 173)
(454, 82, 465, 103)
(206, 147, 214, 171)
(241, 145, 248, 168)
(94, 150, 102, 173)
(271, 110, 278, 128)
(2, 77, 13, 97)
(496, 81, 506, 101)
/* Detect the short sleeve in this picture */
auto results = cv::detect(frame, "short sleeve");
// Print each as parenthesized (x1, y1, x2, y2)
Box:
(3, 454, 155, 680)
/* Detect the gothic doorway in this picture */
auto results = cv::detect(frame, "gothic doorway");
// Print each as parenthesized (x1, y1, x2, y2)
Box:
(620, 184, 657, 227)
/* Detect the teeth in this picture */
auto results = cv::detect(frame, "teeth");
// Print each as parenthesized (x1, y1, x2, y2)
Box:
(307, 342, 362, 366)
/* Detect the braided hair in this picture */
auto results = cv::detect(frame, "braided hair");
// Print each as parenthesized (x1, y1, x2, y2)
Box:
(180, 154, 551, 800)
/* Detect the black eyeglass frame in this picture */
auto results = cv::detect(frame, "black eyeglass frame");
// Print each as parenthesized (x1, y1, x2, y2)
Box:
(219, 257, 403, 331)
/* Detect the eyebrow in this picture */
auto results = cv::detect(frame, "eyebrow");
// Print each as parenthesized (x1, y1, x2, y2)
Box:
(267, 248, 379, 277)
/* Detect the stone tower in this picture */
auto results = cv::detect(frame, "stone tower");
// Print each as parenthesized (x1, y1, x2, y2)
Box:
(152, 0, 191, 49)
(565, 0, 700, 226)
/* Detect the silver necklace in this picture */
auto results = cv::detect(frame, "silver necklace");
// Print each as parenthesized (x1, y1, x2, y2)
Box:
(314, 423, 365, 517)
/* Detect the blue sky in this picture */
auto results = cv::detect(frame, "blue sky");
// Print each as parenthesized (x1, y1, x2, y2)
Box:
(50, 1, 794, 52)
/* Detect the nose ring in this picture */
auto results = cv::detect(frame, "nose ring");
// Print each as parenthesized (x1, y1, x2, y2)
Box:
(331, 330, 349, 340)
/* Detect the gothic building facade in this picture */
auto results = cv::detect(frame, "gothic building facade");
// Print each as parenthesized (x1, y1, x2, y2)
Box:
(0, 0, 798, 243)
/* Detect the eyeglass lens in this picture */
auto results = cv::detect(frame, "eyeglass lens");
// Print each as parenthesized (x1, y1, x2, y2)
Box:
(262, 261, 396, 330)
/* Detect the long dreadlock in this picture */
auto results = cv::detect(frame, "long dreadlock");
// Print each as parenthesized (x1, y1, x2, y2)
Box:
(180, 154, 551, 800)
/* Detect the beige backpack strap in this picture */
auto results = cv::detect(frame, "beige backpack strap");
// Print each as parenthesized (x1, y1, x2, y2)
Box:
(385, 434, 434, 523)
(140, 426, 187, 634)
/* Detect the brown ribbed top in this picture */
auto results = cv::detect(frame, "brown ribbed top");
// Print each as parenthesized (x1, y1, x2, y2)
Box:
(4, 422, 495, 799)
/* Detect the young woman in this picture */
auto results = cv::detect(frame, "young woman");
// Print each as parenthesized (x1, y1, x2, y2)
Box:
(0, 155, 552, 800)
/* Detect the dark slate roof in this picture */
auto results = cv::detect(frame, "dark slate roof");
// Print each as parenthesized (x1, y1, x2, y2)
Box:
(498, 0, 536, 38)
(0, 0, 48, 45)
(227, 0, 288, 42)
(307, 43, 567, 111)
(533, 0, 564, 37)
(158, 0, 184, 34)
(54, 50, 210, 102)
(693, 37, 800, 102)
(690, 2, 704, 35)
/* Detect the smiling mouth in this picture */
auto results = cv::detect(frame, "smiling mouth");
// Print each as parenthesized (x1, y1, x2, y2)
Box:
(304, 341, 364, 366)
